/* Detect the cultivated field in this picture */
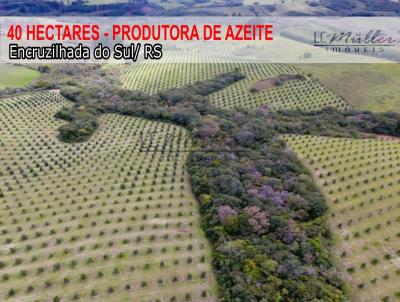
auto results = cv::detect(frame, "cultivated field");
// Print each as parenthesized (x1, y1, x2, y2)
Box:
(299, 64, 400, 113)
(0, 91, 216, 301)
(285, 134, 400, 302)
(121, 63, 349, 111)
(209, 64, 348, 111)
(121, 63, 234, 94)
(0, 64, 40, 89)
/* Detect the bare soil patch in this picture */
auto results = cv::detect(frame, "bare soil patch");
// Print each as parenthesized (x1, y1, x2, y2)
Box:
(250, 74, 305, 92)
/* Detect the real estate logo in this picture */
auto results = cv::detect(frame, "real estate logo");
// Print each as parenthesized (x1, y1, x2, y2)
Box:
(313, 29, 397, 54)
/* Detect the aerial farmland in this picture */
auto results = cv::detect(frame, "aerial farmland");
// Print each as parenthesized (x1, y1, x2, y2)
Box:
(1, 0, 400, 300)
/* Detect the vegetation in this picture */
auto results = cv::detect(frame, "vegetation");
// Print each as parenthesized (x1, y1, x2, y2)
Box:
(55, 69, 346, 301)
(0, 2, 399, 302)
(39, 63, 400, 301)
(286, 135, 400, 301)
(0, 64, 40, 89)
(55, 105, 99, 142)
(0, 90, 216, 301)
(299, 64, 400, 113)
(2, 60, 400, 301)
(122, 63, 349, 111)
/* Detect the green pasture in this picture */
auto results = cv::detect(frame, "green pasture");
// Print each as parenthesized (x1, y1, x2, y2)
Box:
(0, 64, 40, 89)
(299, 64, 400, 113)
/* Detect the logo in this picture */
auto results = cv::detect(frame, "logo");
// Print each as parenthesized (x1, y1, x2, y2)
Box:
(313, 29, 396, 54)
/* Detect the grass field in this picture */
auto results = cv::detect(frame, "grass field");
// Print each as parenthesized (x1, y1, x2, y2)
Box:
(121, 62, 349, 111)
(0, 64, 40, 89)
(0, 91, 216, 302)
(299, 64, 400, 113)
(285, 134, 400, 302)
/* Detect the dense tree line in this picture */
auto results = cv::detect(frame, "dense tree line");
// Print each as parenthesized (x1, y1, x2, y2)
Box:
(38, 64, 400, 301)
